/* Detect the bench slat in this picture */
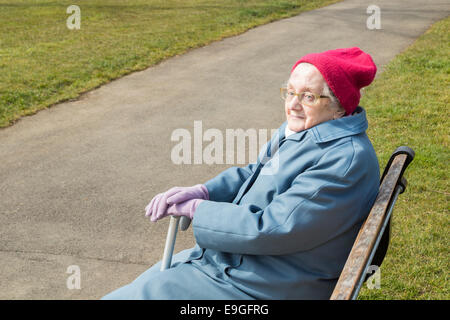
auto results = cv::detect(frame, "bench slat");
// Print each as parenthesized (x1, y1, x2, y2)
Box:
(330, 154, 408, 300)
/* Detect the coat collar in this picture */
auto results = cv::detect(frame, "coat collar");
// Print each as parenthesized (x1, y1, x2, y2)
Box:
(279, 106, 368, 144)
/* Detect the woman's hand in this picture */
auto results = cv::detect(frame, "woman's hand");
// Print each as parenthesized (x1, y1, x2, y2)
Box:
(145, 184, 209, 222)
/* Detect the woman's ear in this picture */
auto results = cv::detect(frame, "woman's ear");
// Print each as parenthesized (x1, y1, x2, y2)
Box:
(333, 109, 346, 119)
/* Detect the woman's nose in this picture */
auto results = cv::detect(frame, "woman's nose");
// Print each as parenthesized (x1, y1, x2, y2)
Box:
(289, 96, 303, 110)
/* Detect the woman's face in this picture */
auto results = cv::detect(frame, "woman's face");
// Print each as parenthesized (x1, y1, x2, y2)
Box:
(285, 64, 338, 132)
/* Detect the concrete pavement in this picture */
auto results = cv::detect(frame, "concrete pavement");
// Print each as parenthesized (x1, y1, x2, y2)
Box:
(1, 0, 448, 299)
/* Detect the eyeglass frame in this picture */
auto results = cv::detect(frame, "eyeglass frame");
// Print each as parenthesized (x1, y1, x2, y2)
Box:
(280, 87, 330, 106)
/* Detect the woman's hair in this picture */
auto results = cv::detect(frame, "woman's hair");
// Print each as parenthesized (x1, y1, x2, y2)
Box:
(289, 63, 346, 116)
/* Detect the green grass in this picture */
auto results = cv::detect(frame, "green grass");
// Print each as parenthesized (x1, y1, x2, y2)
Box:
(357, 17, 449, 300)
(0, 0, 341, 127)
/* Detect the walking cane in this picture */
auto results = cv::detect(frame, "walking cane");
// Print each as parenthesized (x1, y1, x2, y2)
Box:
(160, 216, 191, 271)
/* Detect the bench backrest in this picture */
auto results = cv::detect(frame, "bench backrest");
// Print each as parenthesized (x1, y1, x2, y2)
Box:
(330, 146, 415, 300)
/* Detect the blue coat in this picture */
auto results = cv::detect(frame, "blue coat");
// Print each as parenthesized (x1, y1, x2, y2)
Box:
(102, 107, 380, 300)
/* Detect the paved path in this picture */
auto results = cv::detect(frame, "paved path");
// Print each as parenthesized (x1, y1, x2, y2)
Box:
(1, 0, 448, 299)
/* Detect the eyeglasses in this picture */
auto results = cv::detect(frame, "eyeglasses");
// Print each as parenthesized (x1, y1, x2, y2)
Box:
(280, 88, 330, 106)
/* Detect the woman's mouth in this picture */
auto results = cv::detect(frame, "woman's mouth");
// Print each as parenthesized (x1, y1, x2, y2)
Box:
(289, 112, 305, 119)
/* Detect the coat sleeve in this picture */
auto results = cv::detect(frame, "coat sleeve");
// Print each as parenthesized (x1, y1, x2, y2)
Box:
(193, 140, 379, 255)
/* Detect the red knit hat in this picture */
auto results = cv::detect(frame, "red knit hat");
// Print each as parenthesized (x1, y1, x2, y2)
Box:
(291, 47, 377, 115)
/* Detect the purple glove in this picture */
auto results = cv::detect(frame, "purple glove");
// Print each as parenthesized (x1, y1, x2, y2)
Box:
(145, 184, 209, 222)
(166, 184, 209, 205)
(164, 199, 204, 221)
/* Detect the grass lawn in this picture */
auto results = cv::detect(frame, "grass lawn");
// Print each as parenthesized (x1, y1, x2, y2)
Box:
(0, 0, 341, 128)
(357, 16, 449, 300)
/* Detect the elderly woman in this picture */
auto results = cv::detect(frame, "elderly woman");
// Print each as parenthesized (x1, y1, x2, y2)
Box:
(102, 47, 380, 300)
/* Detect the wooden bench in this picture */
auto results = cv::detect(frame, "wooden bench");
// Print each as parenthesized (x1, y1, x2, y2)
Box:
(330, 146, 415, 300)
